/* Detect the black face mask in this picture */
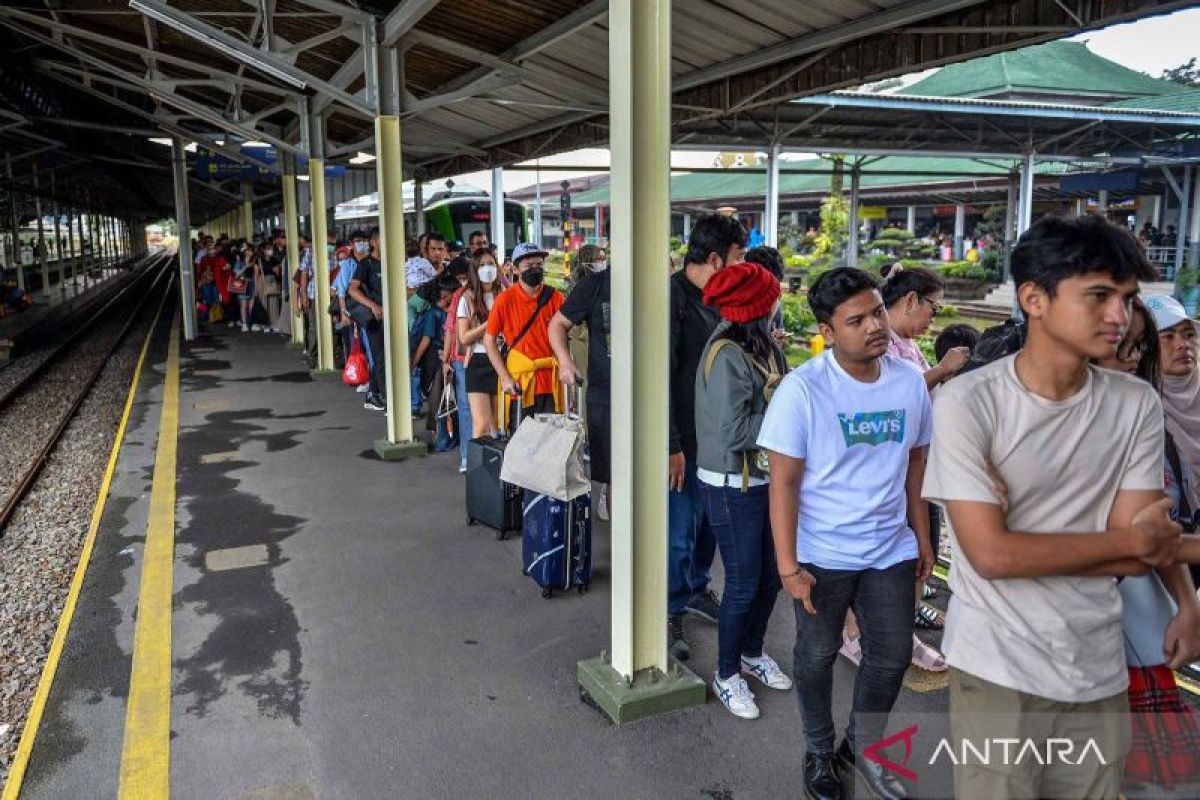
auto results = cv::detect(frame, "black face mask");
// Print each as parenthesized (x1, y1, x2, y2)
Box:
(520, 266, 544, 287)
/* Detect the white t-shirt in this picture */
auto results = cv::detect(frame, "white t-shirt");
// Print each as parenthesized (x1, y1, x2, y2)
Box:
(757, 352, 932, 570)
(923, 356, 1164, 703)
(457, 291, 495, 354)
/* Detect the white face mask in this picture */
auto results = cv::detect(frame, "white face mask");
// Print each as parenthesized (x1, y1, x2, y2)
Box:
(353, 241, 370, 255)
(590, 260, 608, 272)
(477, 264, 498, 283)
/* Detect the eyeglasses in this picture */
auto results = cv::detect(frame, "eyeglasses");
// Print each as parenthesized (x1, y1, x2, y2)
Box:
(920, 297, 943, 315)
(1116, 339, 1145, 362)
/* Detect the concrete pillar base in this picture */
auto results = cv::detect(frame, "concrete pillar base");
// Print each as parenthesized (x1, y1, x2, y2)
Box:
(285, 340, 305, 350)
(577, 655, 705, 725)
(308, 368, 340, 381)
(373, 438, 428, 462)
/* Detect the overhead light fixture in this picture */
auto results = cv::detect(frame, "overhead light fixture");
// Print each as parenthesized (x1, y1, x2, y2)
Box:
(349, 152, 375, 165)
(297, 175, 310, 181)
(129, 0, 307, 90)
(241, 140, 271, 149)
(148, 137, 173, 147)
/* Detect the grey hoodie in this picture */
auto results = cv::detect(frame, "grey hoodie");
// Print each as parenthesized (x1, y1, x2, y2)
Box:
(693, 322, 783, 482)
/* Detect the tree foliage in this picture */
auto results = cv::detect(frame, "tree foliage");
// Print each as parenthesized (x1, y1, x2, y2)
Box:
(1160, 57, 1200, 88)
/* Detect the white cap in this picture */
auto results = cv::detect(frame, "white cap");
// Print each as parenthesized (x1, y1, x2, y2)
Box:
(405, 257, 436, 289)
(1144, 294, 1196, 332)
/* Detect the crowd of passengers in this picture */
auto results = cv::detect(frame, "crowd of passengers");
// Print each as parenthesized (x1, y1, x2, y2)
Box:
(191, 212, 1200, 800)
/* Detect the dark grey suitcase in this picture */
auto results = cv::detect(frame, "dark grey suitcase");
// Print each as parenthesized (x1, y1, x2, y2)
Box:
(465, 398, 522, 539)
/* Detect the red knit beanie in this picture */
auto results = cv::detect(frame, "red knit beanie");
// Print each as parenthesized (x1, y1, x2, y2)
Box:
(702, 262, 781, 323)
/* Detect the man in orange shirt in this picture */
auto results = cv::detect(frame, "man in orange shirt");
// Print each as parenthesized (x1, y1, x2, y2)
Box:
(484, 243, 564, 425)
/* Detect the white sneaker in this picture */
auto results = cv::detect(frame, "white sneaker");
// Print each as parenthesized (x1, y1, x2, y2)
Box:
(241, 323, 249, 332)
(713, 673, 760, 720)
(741, 653, 793, 691)
(597, 485, 609, 521)
(227, 321, 238, 328)
(251, 324, 262, 332)
(356, 383, 370, 394)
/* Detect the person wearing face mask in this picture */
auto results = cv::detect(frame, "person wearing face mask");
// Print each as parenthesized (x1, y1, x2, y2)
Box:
(484, 242, 565, 426)
(346, 228, 387, 412)
(549, 245, 612, 520)
(459, 249, 503, 443)
(1146, 295, 1200, 528)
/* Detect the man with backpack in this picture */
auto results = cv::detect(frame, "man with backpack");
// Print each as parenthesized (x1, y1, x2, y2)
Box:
(667, 214, 747, 662)
(484, 243, 564, 425)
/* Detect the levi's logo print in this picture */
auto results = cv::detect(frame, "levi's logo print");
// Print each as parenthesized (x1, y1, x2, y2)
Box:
(838, 410, 906, 447)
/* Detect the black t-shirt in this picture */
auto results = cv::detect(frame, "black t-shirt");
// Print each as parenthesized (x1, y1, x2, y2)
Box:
(560, 268, 611, 397)
(669, 268, 721, 459)
(351, 256, 383, 305)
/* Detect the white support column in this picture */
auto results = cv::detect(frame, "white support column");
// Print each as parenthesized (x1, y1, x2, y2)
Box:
(51, 176, 62, 289)
(1153, 194, 1164, 229)
(282, 154, 305, 347)
(1098, 189, 1109, 217)
(1018, 153, 1036, 234)
(413, 179, 426, 236)
(764, 142, 781, 247)
(578, 0, 705, 724)
(490, 167, 506, 257)
(1188, 169, 1200, 271)
(1074, 198, 1085, 216)
(846, 166, 861, 268)
(171, 137, 197, 340)
(905, 206, 916, 235)
(682, 212, 692, 240)
(1176, 166, 1192, 277)
(534, 177, 543, 247)
(953, 203, 965, 260)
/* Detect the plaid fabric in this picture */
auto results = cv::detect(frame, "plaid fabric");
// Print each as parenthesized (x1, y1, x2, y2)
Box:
(1125, 665, 1200, 789)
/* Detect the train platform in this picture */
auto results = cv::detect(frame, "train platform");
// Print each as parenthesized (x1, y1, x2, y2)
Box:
(10, 319, 951, 799)
(0, 262, 129, 358)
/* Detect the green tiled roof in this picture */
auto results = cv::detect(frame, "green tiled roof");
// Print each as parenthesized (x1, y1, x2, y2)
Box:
(1107, 87, 1200, 112)
(565, 156, 1064, 206)
(900, 41, 1184, 100)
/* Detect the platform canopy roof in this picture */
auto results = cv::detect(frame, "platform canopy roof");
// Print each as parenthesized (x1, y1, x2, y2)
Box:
(0, 0, 1192, 223)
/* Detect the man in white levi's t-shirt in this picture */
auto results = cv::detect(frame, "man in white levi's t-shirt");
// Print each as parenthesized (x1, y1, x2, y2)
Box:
(923, 214, 1192, 800)
(758, 267, 933, 800)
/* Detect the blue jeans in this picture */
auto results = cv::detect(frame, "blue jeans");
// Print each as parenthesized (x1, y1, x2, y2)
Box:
(453, 361, 472, 469)
(793, 558, 916, 757)
(700, 482, 780, 679)
(410, 367, 422, 414)
(667, 457, 716, 615)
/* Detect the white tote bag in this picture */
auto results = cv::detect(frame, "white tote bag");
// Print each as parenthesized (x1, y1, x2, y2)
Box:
(500, 413, 590, 501)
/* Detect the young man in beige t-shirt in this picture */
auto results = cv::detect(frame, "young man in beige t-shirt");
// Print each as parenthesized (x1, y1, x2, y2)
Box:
(924, 215, 1196, 799)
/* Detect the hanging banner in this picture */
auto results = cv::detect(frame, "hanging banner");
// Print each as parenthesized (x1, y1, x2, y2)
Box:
(859, 206, 888, 220)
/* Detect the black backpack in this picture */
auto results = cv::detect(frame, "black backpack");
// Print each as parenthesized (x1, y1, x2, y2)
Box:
(961, 318, 1026, 374)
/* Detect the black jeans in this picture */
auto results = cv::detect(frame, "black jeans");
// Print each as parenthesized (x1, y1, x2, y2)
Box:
(793, 558, 916, 757)
(699, 482, 780, 679)
(350, 305, 386, 399)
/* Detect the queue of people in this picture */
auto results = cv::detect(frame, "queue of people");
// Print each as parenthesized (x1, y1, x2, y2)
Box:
(191, 210, 1200, 799)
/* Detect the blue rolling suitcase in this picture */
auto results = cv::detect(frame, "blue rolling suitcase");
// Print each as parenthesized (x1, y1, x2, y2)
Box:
(522, 491, 592, 598)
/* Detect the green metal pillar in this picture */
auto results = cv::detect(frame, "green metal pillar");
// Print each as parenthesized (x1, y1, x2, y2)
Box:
(307, 106, 336, 377)
(372, 37, 425, 460)
(282, 154, 305, 348)
(577, 0, 705, 724)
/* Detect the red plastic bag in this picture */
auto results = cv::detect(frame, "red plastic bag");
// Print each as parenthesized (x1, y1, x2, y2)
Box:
(342, 337, 369, 386)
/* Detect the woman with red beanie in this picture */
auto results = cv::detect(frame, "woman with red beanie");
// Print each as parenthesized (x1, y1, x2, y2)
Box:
(694, 262, 792, 720)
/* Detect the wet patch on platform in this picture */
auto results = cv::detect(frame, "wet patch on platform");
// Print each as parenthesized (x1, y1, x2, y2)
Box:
(174, 409, 311, 724)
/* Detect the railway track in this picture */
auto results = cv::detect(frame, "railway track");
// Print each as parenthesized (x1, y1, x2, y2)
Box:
(0, 253, 174, 535)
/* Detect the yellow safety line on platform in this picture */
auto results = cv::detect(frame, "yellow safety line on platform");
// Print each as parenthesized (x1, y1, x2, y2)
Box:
(118, 311, 181, 799)
(2, 295, 171, 800)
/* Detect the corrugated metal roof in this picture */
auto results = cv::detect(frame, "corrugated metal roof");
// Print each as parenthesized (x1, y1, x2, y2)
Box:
(1108, 88, 1200, 113)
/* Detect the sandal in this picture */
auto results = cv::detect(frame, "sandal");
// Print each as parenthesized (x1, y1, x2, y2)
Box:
(839, 632, 862, 667)
(914, 603, 944, 630)
(922, 583, 938, 600)
(911, 635, 948, 672)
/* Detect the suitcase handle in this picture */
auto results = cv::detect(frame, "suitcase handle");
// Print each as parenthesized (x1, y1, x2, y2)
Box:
(499, 386, 522, 436)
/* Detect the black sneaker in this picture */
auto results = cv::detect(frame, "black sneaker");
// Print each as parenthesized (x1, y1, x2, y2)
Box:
(835, 738, 906, 800)
(685, 589, 721, 624)
(364, 393, 386, 412)
(803, 752, 843, 800)
(667, 614, 690, 662)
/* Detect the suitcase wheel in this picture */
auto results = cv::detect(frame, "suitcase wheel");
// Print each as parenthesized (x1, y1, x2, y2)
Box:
(541, 587, 553, 599)
(466, 516, 475, 526)
(577, 583, 588, 595)
(496, 529, 507, 541)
